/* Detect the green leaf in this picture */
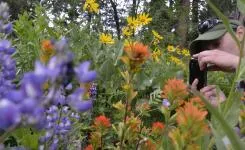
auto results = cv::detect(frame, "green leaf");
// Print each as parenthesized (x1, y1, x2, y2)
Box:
(12, 127, 41, 149)
(238, 0, 245, 15)
(99, 59, 116, 81)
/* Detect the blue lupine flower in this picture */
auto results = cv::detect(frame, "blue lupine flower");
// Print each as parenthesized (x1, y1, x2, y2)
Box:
(75, 61, 97, 83)
(20, 98, 38, 114)
(0, 40, 11, 52)
(3, 22, 12, 34)
(0, 99, 21, 129)
(162, 99, 170, 107)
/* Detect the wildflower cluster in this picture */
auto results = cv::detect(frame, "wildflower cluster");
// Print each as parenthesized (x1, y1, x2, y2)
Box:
(83, 0, 99, 14)
(166, 44, 190, 67)
(122, 13, 152, 37)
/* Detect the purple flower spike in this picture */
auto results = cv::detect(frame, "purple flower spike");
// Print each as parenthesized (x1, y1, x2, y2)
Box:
(162, 99, 170, 107)
(75, 61, 97, 83)
(0, 99, 21, 129)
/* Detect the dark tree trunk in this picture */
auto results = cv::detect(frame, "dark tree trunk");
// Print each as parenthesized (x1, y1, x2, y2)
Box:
(192, 0, 199, 24)
(109, 0, 121, 39)
(176, 0, 190, 47)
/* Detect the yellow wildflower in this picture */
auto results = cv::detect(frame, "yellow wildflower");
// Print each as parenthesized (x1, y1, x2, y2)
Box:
(83, 0, 99, 13)
(99, 33, 115, 45)
(169, 56, 185, 67)
(176, 47, 181, 55)
(127, 16, 140, 29)
(152, 49, 161, 63)
(152, 30, 163, 40)
(122, 26, 133, 37)
(182, 48, 190, 57)
(137, 13, 152, 25)
(167, 45, 175, 52)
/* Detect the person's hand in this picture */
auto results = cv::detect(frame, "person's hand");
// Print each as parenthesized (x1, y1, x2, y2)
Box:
(191, 79, 226, 107)
(193, 50, 239, 72)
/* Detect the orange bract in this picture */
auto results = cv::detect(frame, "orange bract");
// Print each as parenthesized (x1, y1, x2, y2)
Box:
(162, 78, 188, 100)
(177, 102, 207, 125)
(124, 42, 150, 62)
(94, 115, 111, 128)
(41, 40, 54, 54)
(85, 144, 93, 150)
(190, 97, 205, 109)
(152, 121, 165, 133)
(143, 140, 157, 150)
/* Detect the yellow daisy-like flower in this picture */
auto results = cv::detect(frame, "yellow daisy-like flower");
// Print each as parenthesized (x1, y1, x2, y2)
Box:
(176, 47, 182, 55)
(182, 48, 190, 57)
(83, 0, 99, 13)
(167, 45, 175, 52)
(99, 33, 115, 45)
(122, 26, 133, 37)
(127, 16, 140, 29)
(152, 30, 163, 40)
(152, 49, 161, 63)
(169, 56, 184, 67)
(137, 13, 152, 25)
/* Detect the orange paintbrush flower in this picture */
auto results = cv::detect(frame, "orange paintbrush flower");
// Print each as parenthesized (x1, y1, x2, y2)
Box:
(94, 115, 111, 128)
(176, 102, 209, 139)
(177, 102, 207, 125)
(85, 144, 93, 150)
(41, 40, 54, 55)
(190, 97, 205, 109)
(152, 122, 165, 133)
(40, 40, 55, 63)
(162, 78, 188, 101)
(124, 42, 150, 62)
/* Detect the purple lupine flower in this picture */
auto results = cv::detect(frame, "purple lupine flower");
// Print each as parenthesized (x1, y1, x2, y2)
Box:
(0, 40, 11, 52)
(68, 88, 93, 112)
(0, 99, 21, 129)
(75, 61, 97, 83)
(49, 138, 59, 150)
(89, 82, 97, 100)
(162, 99, 170, 107)
(3, 22, 12, 34)
(19, 98, 38, 114)
(6, 90, 24, 104)
(21, 73, 46, 99)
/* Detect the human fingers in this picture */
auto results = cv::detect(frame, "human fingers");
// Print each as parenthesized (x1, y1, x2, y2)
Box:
(191, 78, 198, 90)
(207, 64, 222, 71)
(202, 89, 216, 98)
(200, 85, 216, 93)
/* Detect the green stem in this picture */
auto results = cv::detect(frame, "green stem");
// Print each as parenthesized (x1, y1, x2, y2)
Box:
(101, 131, 103, 150)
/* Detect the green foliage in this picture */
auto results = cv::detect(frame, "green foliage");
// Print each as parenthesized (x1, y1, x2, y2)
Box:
(14, 5, 60, 77)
